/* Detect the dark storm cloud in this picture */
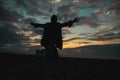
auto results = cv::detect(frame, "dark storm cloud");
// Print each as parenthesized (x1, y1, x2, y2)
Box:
(3, 0, 51, 18)
(0, 0, 30, 48)
(0, 21, 29, 46)
(0, 5, 22, 23)
(0, 0, 44, 39)
(14, 0, 45, 16)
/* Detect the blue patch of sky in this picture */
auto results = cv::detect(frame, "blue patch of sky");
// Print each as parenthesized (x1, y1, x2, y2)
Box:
(70, 25, 96, 36)
(101, 14, 120, 27)
(34, 16, 49, 24)
(103, 14, 120, 20)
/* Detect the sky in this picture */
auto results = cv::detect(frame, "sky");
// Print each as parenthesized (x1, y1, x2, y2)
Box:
(0, 0, 120, 58)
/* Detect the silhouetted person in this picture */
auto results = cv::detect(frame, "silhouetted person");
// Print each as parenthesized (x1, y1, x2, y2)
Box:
(31, 15, 79, 58)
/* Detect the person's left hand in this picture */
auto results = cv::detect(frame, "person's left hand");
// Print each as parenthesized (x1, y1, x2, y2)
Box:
(68, 21, 73, 27)
(73, 17, 80, 23)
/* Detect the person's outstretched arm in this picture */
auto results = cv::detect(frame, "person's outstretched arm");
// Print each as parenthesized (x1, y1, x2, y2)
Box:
(61, 20, 73, 28)
(61, 17, 80, 28)
(30, 22, 45, 28)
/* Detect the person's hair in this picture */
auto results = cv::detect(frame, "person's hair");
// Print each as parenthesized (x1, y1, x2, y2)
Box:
(51, 15, 57, 23)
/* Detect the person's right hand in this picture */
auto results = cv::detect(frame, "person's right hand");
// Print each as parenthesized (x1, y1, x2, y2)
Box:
(73, 17, 80, 23)
(68, 21, 73, 27)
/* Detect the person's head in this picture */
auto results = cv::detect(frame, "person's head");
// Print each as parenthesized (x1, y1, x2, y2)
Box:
(51, 15, 57, 23)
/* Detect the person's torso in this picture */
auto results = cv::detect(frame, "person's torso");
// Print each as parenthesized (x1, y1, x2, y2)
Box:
(43, 23, 62, 41)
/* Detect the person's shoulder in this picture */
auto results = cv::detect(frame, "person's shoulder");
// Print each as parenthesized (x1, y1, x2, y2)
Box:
(45, 23, 50, 25)
(56, 22, 61, 25)
(44, 23, 51, 27)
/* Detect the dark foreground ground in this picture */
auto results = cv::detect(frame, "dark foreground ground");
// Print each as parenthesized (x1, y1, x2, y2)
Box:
(0, 53, 120, 80)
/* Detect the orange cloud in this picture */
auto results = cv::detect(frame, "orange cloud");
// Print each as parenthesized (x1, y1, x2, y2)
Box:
(28, 39, 118, 49)
(29, 35, 41, 40)
(27, 34, 119, 49)
(63, 39, 118, 49)
(29, 42, 40, 46)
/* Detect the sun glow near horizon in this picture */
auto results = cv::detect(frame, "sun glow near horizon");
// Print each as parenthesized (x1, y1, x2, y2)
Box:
(62, 40, 118, 49)
(28, 36, 118, 49)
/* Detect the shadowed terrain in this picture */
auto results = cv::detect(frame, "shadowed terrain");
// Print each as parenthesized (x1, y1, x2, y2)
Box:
(0, 53, 120, 80)
(60, 44, 120, 59)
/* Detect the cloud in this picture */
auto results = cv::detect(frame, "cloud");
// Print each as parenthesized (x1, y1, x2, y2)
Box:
(14, 0, 45, 16)
(0, 21, 30, 46)
(51, 0, 61, 4)
(96, 26, 120, 34)
(73, 0, 103, 8)
(63, 37, 82, 42)
(21, 18, 34, 25)
(107, 2, 120, 15)
(62, 29, 73, 35)
(0, 5, 23, 23)
(55, 0, 99, 21)
(0, 0, 101, 29)
(78, 16, 99, 28)
(0, 0, 119, 54)
(92, 33, 120, 41)
(92, 8, 108, 18)
(0, 21, 39, 54)
(89, 26, 120, 41)
(91, 1, 120, 18)
(56, 2, 100, 28)
(0, 0, 44, 37)
(56, 3, 78, 21)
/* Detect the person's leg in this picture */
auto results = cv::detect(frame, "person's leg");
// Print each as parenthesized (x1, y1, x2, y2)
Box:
(51, 45, 58, 58)
(45, 45, 58, 58)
